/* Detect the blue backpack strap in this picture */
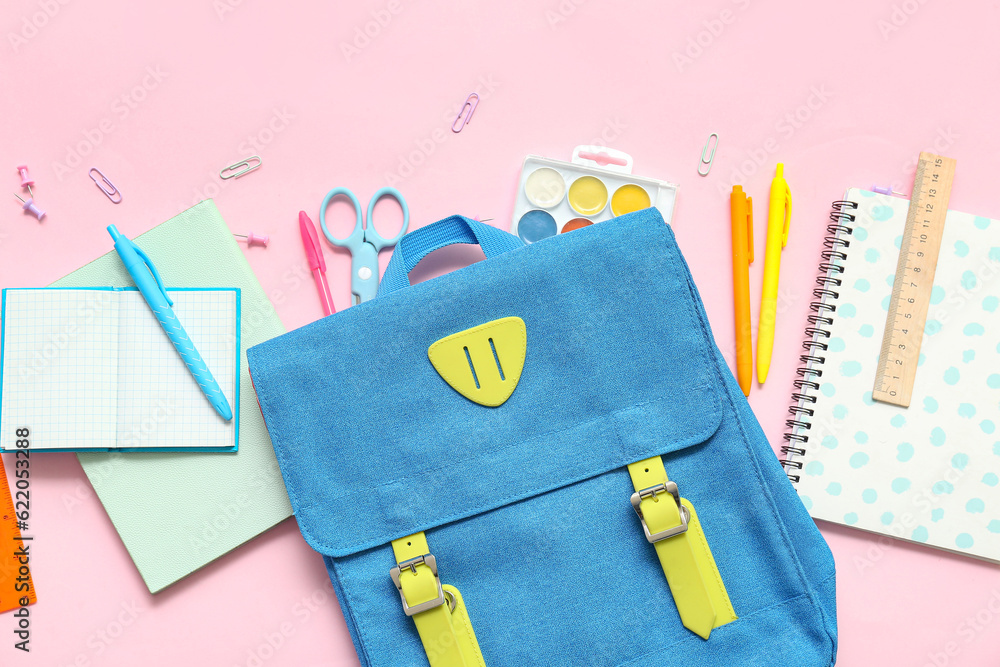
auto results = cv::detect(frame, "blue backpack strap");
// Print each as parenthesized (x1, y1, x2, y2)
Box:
(378, 216, 523, 297)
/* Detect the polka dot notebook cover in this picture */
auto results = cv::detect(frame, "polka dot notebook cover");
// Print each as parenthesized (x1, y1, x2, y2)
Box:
(787, 188, 1000, 562)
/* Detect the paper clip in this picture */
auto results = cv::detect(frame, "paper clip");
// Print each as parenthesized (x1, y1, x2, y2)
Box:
(451, 93, 479, 133)
(220, 156, 261, 180)
(89, 168, 122, 204)
(698, 133, 719, 176)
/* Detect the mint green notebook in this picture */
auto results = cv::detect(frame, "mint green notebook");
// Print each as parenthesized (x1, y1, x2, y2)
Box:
(52, 200, 292, 593)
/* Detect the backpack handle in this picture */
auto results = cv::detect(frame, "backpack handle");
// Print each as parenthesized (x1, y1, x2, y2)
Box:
(377, 215, 524, 296)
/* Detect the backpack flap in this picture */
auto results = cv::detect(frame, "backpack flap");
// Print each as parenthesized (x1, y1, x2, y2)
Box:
(247, 209, 723, 559)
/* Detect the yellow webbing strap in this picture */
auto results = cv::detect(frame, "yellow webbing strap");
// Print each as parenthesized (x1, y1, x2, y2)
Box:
(391, 533, 486, 667)
(627, 457, 737, 639)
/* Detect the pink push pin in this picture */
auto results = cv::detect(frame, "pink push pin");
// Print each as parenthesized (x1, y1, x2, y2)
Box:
(14, 193, 45, 221)
(16, 164, 34, 198)
(234, 231, 269, 248)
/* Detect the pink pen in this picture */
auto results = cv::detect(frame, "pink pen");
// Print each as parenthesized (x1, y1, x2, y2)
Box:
(299, 211, 336, 316)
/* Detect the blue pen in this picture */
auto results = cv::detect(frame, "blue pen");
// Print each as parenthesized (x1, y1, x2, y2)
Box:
(107, 225, 233, 421)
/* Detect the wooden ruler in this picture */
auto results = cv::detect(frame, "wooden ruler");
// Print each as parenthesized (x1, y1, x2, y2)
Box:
(872, 152, 956, 407)
(0, 455, 36, 614)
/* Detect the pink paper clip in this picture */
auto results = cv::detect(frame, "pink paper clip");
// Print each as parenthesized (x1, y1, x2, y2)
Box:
(451, 93, 479, 133)
(89, 168, 122, 204)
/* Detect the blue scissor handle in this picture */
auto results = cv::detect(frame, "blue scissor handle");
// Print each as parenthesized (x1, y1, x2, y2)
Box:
(318, 186, 410, 305)
(319, 187, 365, 251)
(364, 186, 410, 251)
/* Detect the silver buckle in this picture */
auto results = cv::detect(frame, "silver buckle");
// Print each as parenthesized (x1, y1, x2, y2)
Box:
(389, 554, 446, 617)
(630, 481, 690, 543)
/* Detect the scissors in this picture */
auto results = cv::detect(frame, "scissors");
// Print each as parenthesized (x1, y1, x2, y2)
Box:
(320, 186, 409, 305)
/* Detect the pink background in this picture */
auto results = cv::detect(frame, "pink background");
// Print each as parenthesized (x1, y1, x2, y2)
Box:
(3, 0, 1000, 664)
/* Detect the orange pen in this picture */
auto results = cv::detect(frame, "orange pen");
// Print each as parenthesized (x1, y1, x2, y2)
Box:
(731, 185, 754, 396)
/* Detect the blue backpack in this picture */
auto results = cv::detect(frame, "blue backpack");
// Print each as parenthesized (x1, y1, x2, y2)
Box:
(247, 210, 837, 666)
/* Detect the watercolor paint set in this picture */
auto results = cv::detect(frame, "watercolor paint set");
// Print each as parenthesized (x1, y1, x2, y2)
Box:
(510, 145, 678, 243)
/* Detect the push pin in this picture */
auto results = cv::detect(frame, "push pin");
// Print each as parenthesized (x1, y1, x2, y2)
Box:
(234, 231, 269, 248)
(16, 164, 34, 198)
(872, 184, 906, 197)
(14, 193, 45, 221)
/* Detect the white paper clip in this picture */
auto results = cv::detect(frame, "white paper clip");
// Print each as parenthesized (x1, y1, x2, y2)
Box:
(89, 168, 122, 204)
(220, 156, 262, 180)
(698, 133, 718, 176)
(451, 93, 479, 133)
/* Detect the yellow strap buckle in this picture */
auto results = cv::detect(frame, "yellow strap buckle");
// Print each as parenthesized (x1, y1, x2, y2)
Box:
(627, 457, 738, 640)
(630, 482, 690, 543)
(391, 534, 487, 667)
(390, 553, 447, 616)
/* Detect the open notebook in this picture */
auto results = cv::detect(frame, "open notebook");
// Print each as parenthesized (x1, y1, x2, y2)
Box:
(784, 189, 999, 562)
(0, 287, 239, 452)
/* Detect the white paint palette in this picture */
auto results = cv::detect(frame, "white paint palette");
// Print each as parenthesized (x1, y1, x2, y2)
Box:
(510, 145, 678, 243)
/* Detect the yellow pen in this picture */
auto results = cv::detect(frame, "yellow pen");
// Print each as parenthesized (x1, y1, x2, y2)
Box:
(756, 163, 792, 384)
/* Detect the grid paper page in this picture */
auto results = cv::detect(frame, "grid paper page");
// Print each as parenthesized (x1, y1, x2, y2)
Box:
(0, 289, 120, 450)
(117, 289, 237, 449)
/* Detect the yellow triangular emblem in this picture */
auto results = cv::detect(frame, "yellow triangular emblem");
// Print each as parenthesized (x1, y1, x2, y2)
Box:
(428, 317, 526, 407)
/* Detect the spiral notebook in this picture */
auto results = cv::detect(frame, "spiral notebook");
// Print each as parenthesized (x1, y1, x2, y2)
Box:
(0, 287, 239, 452)
(785, 188, 1000, 562)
